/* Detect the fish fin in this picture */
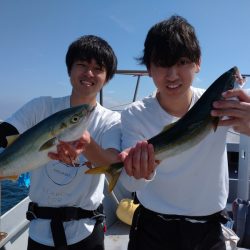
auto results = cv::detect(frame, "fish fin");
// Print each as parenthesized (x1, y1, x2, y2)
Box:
(108, 171, 121, 193)
(39, 137, 57, 151)
(0, 175, 19, 181)
(212, 117, 220, 132)
(85, 163, 123, 192)
(85, 165, 110, 174)
(6, 135, 19, 146)
(161, 122, 176, 132)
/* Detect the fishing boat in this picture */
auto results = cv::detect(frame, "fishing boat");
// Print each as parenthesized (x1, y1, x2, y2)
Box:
(0, 71, 250, 250)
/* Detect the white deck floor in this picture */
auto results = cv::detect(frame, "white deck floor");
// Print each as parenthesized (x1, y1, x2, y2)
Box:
(105, 221, 130, 250)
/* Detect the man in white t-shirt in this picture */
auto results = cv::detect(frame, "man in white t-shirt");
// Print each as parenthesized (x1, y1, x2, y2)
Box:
(119, 15, 250, 250)
(0, 35, 120, 250)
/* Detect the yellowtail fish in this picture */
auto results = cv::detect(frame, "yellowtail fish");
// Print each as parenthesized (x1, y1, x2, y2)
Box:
(86, 67, 237, 192)
(0, 104, 94, 180)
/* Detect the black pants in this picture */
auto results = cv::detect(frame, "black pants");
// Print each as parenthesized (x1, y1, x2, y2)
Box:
(27, 222, 104, 250)
(128, 206, 226, 250)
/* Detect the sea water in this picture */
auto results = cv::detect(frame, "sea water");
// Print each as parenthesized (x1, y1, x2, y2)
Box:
(1, 180, 29, 215)
(0, 146, 29, 215)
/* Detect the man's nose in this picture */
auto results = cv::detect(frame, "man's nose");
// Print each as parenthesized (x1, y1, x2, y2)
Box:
(84, 68, 95, 77)
(165, 66, 178, 80)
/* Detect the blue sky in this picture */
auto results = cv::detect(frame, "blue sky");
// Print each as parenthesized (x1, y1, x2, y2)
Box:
(0, 0, 250, 120)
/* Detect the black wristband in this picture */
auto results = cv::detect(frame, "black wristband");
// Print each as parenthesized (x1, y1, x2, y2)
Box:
(0, 122, 19, 148)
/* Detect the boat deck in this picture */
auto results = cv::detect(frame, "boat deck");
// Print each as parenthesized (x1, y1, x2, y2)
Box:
(105, 221, 130, 250)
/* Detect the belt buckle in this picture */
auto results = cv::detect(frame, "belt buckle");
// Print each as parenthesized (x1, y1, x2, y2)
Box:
(91, 210, 105, 221)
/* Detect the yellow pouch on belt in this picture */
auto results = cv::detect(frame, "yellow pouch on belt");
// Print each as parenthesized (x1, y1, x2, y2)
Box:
(116, 198, 139, 226)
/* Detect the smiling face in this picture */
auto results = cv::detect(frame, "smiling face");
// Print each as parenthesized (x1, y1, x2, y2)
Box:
(148, 57, 200, 115)
(69, 59, 107, 106)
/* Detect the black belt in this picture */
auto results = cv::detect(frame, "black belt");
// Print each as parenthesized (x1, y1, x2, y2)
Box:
(132, 192, 229, 224)
(26, 202, 105, 250)
(140, 205, 229, 224)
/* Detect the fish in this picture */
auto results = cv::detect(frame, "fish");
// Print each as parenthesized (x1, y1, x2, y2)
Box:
(85, 66, 238, 192)
(0, 104, 94, 180)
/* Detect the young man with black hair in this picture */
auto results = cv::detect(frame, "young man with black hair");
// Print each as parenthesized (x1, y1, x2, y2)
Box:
(0, 35, 120, 250)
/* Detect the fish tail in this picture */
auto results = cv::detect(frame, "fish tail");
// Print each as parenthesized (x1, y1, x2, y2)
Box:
(85, 162, 123, 192)
(85, 166, 110, 174)
(107, 170, 121, 193)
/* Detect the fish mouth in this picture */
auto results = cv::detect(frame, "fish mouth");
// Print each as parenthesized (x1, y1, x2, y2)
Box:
(88, 104, 96, 113)
(78, 104, 96, 121)
(84, 104, 96, 119)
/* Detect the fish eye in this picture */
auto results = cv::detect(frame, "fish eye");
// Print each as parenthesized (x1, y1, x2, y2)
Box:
(71, 115, 80, 123)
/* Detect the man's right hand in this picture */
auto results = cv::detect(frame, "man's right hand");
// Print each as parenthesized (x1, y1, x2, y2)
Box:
(120, 141, 157, 179)
(48, 130, 91, 166)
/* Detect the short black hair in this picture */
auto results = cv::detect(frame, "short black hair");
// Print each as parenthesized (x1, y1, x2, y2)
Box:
(138, 15, 201, 68)
(66, 35, 117, 82)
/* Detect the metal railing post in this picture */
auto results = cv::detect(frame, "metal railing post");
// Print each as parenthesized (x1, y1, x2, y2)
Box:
(237, 134, 250, 200)
(133, 76, 141, 102)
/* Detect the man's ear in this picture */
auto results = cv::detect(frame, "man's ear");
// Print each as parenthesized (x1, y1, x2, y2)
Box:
(195, 58, 201, 73)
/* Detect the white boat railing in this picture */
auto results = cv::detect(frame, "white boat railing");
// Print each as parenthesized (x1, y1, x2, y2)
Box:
(0, 197, 30, 249)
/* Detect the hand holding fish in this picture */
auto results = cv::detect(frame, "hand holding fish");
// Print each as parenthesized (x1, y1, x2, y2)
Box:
(0, 104, 93, 180)
(119, 141, 157, 179)
(86, 67, 237, 192)
(48, 130, 91, 166)
(211, 89, 250, 136)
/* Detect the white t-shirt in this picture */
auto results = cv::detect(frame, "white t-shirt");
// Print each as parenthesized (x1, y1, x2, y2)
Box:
(6, 95, 121, 246)
(120, 87, 229, 216)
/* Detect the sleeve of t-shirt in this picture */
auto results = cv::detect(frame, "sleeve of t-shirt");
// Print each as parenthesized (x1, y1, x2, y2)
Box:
(100, 112, 121, 152)
(119, 107, 155, 192)
(5, 97, 50, 133)
(121, 107, 146, 150)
